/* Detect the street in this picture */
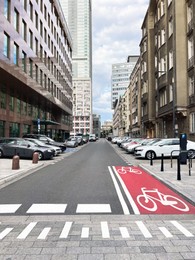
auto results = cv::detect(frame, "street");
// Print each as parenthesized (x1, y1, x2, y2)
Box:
(0, 139, 195, 259)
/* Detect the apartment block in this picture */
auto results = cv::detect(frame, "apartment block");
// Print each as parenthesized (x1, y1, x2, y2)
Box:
(0, 0, 73, 140)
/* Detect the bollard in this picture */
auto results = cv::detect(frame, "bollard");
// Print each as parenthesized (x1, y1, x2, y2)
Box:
(161, 154, 164, 172)
(150, 156, 153, 166)
(188, 158, 191, 176)
(12, 155, 20, 170)
(177, 157, 181, 180)
(32, 152, 39, 164)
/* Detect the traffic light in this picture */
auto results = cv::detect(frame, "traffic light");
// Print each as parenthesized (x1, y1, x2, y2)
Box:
(179, 133, 187, 164)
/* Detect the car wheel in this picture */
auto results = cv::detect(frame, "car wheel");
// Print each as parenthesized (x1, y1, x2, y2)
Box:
(188, 149, 195, 159)
(0, 149, 3, 158)
(37, 151, 44, 160)
(145, 150, 156, 160)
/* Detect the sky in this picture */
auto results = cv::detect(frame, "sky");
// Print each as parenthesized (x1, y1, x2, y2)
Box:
(92, 0, 150, 123)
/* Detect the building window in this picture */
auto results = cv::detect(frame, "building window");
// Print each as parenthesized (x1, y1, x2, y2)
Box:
(44, 5, 47, 21)
(16, 98, 21, 114)
(40, 0, 43, 12)
(0, 87, 6, 109)
(159, 88, 167, 107)
(44, 74, 47, 89)
(14, 8, 20, 33)
(9, 122, 20, 137)
(35, 11, 38, 29)
(40, 69, 43, 86)
(190, 113, 195, 133)
(168, 16, 173, 37)
(189, 75, 194, 96)
(35, 37, 38, 56)
(22, 20, 27, 42)
(22, 0, 27, 11)
(29, 58, 33, 78)
(169, 50, 173, 69)
(35, 64, 38, 82)
(13, 42, 19, 66)
(169, 84, 173, 102)
(29, 30, 33, 49)
(4, 0, 10, 21)
(29, 1, 33, 21)
(22, 51, 27, 73)
(3, 32, 10, 58)
(40, 20, 43, 37)
(9, 96, 14, 111)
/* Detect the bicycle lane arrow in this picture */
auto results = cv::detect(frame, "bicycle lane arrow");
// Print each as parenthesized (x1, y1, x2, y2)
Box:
(113, 166, 195, 214)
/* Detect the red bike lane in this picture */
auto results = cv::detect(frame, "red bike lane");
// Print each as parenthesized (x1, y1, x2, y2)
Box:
(114, 166, 195, 214)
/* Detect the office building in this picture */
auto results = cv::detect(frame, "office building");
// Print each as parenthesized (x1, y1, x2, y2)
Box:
(0, 0, 73, 140)
(111, 56, 139, 109)
(60, 0, 92, 135)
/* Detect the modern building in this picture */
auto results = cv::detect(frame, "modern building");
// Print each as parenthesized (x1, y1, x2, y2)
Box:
(111, 56, 139, 109)
(60, 0, 92, 135)
(0, 0, 73, 140)
(92, 114, 101, 138)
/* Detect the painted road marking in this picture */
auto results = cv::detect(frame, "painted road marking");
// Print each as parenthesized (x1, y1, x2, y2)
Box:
(159, 227, 173, 238)
(76, 204, 111, 213)
(81, 227, 89, 238)
(0, 228, 13, 240)
(136, 221, 152, 238)
(171, 221, 194, 237)
(60, 222, 72, 238)
(17, 222, 37, 239)
(112, 166, 140, 214)
(108, 166, 130, 215)
(119, 227, 130, 238)
(37, 227, 51, 240)
(0, 221, 194, 240)
(26, 204, 67, 214)
(0, 204, 21, 213)
(101, 221, 110, 238)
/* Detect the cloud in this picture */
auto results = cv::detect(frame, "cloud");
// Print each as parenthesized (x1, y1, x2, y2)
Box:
(92, 0, 149, 122)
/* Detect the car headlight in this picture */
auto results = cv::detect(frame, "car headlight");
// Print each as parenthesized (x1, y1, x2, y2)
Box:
(47, 149, 52, 152)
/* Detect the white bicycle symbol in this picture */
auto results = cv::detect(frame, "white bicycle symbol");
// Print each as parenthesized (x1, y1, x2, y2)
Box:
(117, 166, 142, 175)
(137, 187, 189, 212)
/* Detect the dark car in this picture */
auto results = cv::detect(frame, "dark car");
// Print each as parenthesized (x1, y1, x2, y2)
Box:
(22, 134, 66, 151)
(0, 138, 54, 160)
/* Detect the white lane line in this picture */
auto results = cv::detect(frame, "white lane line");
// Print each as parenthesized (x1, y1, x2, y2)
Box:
(119, 227, 130, 238)
(81, 227, 89, 238)
(171, 221, 194, 237)
(101, 221, 110, 238)
(159, 227, 173, 238)
(112, 166, 140, 215)
(60, 222, 72, 238)
(108, 166, 130, 215)
(0, 204, 21, 213)
(17, 222, 37, 239)
(0, 228, 13, 240)
(136, 221, 152, 238)
(37, 227, 51, 240)
(76, 204, 111, 213)
(26, 204, 67, 213)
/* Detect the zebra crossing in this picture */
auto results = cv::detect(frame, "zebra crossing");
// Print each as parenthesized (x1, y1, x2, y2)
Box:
(0, 220, 194, 241)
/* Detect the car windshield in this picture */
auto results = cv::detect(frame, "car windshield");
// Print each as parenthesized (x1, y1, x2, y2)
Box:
(31, 139, 46, 146)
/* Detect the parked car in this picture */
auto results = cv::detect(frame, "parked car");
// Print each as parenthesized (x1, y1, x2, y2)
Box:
(22, 134, 66, 151)
(75, 136, 84, 145)
(126, 138, 161, 154)
(134, 138, 195, 159)
(0, 138, 54, 160)
(65, 137, 79, 148)
(23, 138, 62, 156)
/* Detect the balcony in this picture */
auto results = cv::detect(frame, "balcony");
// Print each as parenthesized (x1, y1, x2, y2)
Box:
(189, 95, 195, 105)
(188, 20, 193, 34)
(188, 56, 194, 69)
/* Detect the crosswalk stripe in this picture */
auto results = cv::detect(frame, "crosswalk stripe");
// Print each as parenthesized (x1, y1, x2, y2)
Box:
(60, 222, 72, 238)
(119, 227, 130, 238)
(0, 204, 21, 213)
(171, 221, 194, 237)
(37, 227, 51, 240)
(101, 221, 110, 238)
(81, 227, 89, 238)
(159, 227, 173, 238)
(26, 204, 67, 213)
(76, 204, 111, 213)
(0, 228, 13, 240)
(17, 222, 37, 239)
(136, 221, 152, 238)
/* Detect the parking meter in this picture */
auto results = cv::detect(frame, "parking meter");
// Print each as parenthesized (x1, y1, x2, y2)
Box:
(179, 133, 187, 164)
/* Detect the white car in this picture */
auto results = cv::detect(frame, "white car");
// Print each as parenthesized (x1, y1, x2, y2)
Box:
(134, 138, 195, 159)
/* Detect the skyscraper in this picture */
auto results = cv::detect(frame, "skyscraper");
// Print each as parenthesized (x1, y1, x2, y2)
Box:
(60, 0, 92, 135)
(111, 56, 139, 109)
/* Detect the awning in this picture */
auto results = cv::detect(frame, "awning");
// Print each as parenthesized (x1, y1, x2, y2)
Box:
(32, 119, 60, 126)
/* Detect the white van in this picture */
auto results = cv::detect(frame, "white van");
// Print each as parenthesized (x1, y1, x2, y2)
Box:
(89, 134, 96, 142)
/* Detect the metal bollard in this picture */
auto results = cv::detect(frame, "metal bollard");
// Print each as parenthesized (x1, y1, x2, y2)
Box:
(188, 158, 191, 176)
(161, 154, 164, 172)
(32, 152, 39, 164)
(12, 155, 20, 170)
(150, 157, 153, 166)
(177, 157, 181, 180)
